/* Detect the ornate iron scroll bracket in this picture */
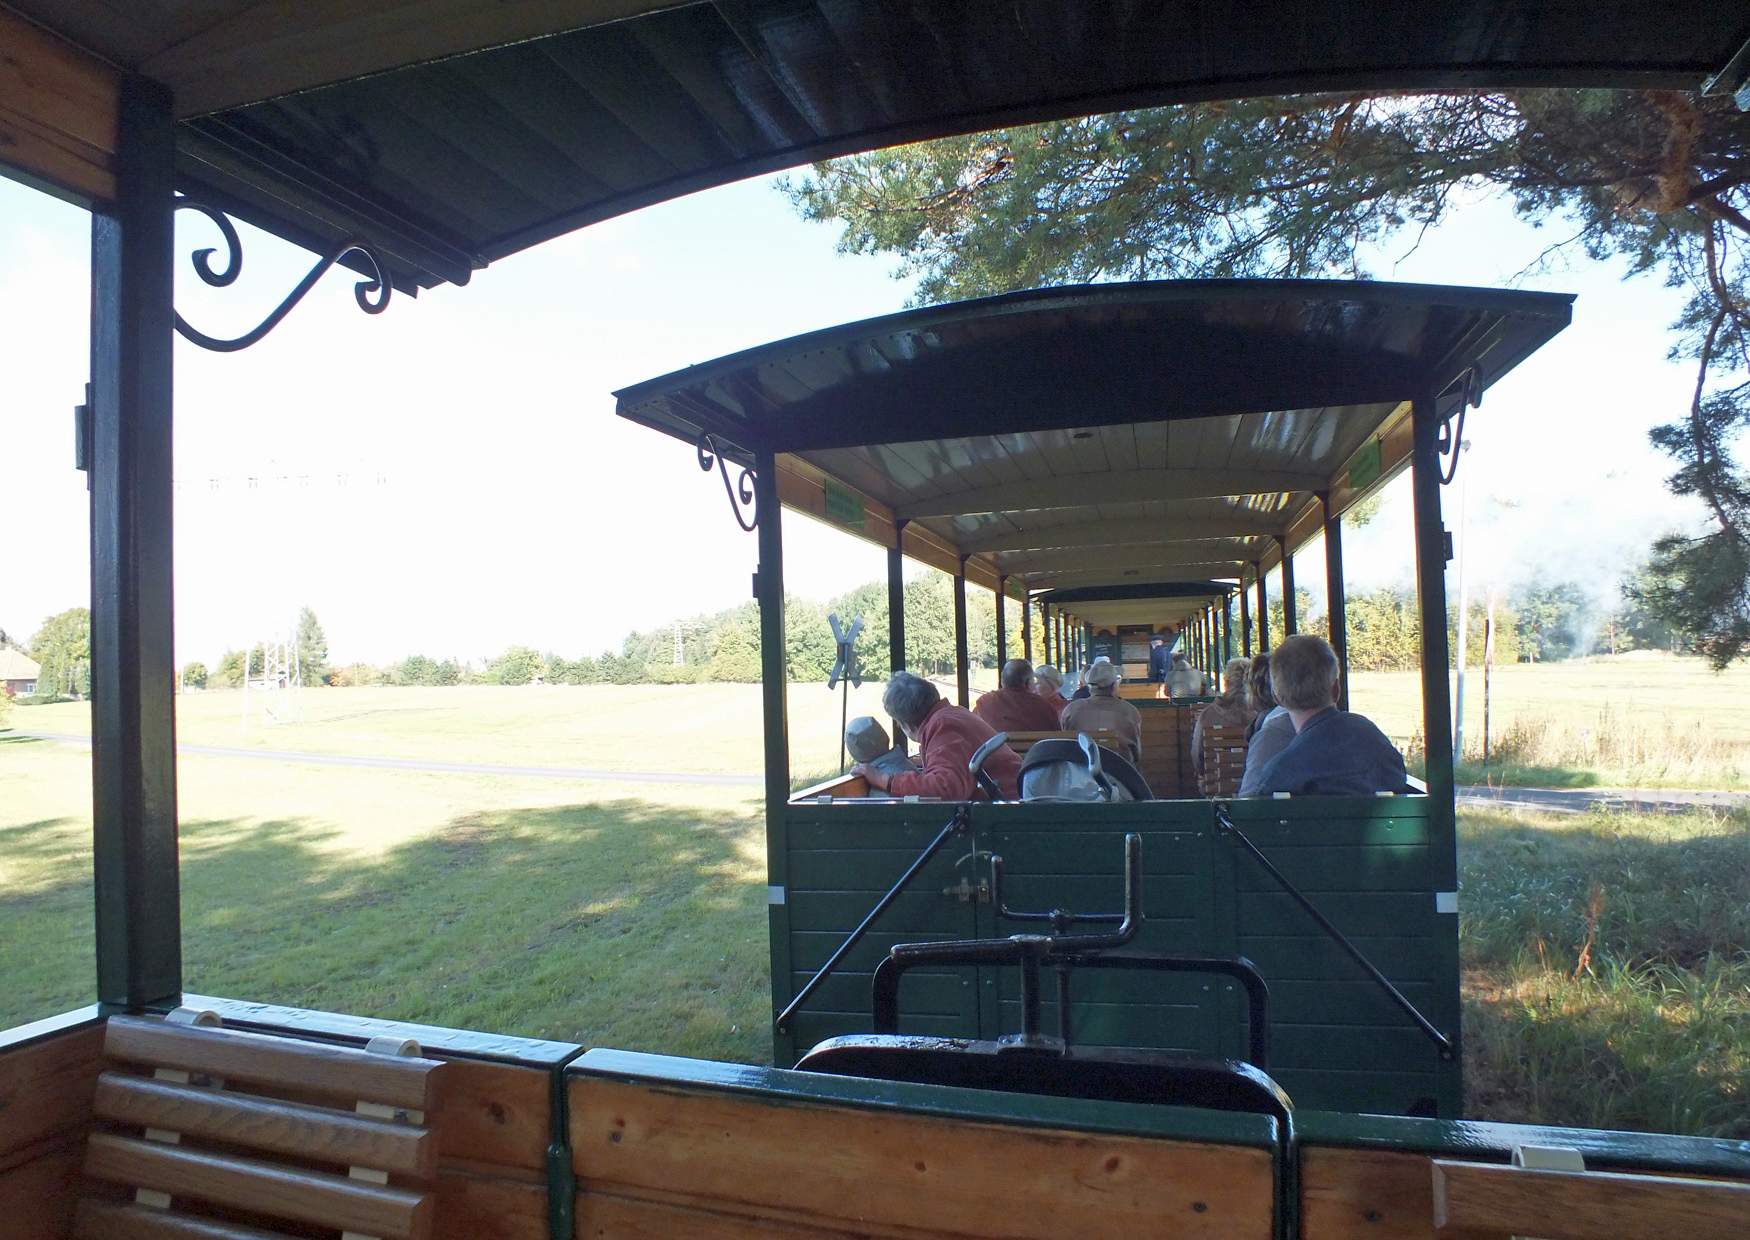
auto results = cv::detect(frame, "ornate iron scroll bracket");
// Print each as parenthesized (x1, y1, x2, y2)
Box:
(1436, 366, 1481, 486)
(697, 432, 758, 531)
(172, 197, 392, 352)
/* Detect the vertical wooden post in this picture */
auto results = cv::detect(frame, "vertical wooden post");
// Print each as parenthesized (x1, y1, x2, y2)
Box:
(1256, 563, 1270, 653)
(1324, 496, 1350, 710)
(1023, 588, 1033, 661)
(91, 74, 181, 1011)
(1279, 536, 1298, 636)
(887, 535, 906, 750)
(1412, 393, 1456, 809)
(1240, 570, 1253, 657)
(953, 559, 969, 707)
(995, 575, 1008, 668)
(1223, 594, 1233, 665)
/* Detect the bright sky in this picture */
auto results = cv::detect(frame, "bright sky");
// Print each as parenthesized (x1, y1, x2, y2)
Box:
(0, 162, 1712, 669)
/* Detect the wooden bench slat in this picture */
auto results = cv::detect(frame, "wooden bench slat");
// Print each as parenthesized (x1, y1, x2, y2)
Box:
(103, 1016, 443, 1111)
(74, 1198, 299, 1240)
(1431, 1159, 1750, 1240)
(93, 1071, 434, 1177)
(83, 1132, 431, 1240)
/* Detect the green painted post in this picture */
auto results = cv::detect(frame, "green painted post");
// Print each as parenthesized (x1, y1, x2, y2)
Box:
(1222, 594, 1233, 665)
(1022, 589, 1033, 661)
(888, 537, 906, 750)
(90, 74, 182, 1011)
(1256, 563, 1270, 653)
(953, 559, 969, 707)
(1279, 536, 1298, 636)
(753, 447, 795, 1063)
(1324, 496, 1350, 710)
(995, 575, 1008, 665)
(1240, 570, 1252, 657)
(1411, 392, 1462, 1112)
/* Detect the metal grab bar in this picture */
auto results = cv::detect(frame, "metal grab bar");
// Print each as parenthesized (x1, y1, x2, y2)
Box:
(1214, 801, 1455, 1059)
(774, 805, 970, 1033)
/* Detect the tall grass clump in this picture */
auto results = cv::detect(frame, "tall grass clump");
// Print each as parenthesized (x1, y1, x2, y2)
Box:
(1460, 705, 1744, 788)
(1459, 806, 1750, 1136)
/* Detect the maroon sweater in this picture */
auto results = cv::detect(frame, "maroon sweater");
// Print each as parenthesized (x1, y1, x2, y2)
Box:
(889, 700, 1022, 800)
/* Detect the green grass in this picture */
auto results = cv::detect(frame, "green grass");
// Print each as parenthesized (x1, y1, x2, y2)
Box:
(4, 665, 1747, 1136)
(1458, 806, 1749, 1137)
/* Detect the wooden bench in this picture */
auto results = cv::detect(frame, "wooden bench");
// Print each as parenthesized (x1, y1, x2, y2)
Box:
(1199, 723, 1249, 797)
(1001, 728, 1120, 754)
(75, 1012, 448, 1240)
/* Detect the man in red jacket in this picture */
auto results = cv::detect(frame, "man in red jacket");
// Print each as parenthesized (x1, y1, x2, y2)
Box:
(855, 671, 1022, 800)
(973, 659, 1062, 734)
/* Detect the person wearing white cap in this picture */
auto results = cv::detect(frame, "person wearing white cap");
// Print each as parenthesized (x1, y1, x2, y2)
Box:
(1059, 656, 1142, 763)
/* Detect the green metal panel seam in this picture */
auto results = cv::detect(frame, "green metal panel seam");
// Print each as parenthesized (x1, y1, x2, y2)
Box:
(547, 1043, 590, 1240)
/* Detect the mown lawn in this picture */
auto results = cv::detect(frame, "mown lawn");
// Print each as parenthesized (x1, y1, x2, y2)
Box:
(4, 672, 1746, 1136)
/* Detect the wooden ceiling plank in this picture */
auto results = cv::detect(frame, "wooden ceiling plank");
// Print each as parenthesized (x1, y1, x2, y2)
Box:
(961, 512, 1285, 555)
(0, 4, 117, 202)
(897, 468, 1327, 517)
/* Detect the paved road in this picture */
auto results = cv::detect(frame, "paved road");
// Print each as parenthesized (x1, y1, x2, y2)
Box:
(15, 732, 1740, 810)
(12, 731, 764, 788)
(1457, 784, 1749, 816)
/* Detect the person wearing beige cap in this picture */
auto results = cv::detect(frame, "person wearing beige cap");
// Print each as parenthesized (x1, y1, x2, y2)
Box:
(1059, 656, 1143, 763)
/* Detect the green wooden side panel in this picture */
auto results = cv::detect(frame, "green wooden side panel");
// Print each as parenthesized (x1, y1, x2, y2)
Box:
(777, 795, 1461, 1118)
(1223, 796, 1459, 1116)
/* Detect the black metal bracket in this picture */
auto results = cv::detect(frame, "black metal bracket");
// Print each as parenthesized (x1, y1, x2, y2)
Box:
(697, 432, 759, 531)
(1436, 366, 1480, 486)
(1214, 802, 1455, 1059)
(774, 804, 970, 1032)
(172, 197, 392, 352)
(991, 832, 1139, 935)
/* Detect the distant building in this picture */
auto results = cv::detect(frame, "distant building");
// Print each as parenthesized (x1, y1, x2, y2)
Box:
(0, 648, 40, 697)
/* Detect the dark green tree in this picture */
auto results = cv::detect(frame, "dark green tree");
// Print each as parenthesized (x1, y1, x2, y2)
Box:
(1513, 581, 1588, 662)
(787, 90, 1750, 664)
(181, 661, 208, 690)
(29, 607, 90, 700)
(214, 649, 246, 688)
(295, 607, 329, 685)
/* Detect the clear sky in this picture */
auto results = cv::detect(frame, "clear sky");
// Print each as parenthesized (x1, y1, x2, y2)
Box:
(0, 159, 1713, 669)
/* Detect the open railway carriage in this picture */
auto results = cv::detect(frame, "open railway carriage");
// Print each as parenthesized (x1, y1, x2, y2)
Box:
(3, 2, 1749, 1238)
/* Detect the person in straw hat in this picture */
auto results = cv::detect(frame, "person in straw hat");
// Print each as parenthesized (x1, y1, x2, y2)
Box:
(1059, 656, 1142, 763)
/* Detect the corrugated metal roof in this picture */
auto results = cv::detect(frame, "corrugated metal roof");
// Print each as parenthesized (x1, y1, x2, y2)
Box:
(41, 0, 1719, 291)
(616, 277, 1571, 596)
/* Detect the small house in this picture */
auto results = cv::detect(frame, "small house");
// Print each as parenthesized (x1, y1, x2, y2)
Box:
(0, 648, 40, 697)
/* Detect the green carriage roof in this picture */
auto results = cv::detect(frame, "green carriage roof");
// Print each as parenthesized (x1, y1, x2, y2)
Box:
(13, 2, 1744, 292)
(614, 278, 1571, 618)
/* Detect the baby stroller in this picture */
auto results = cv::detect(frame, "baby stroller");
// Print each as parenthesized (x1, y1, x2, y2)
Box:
(970, 731, 1153, 802)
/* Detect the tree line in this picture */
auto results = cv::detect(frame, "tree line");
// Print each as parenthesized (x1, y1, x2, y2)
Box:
(2, 568, 1692, 708)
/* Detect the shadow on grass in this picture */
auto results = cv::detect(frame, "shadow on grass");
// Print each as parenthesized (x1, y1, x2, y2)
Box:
(1, 799, 773, 1063)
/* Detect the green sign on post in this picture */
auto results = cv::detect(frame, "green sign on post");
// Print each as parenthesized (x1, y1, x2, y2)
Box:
(823, 479, 865, 531)
(1348, 438, 1383, 491)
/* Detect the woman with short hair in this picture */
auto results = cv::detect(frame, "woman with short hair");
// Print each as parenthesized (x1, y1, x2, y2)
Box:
(1191, 657, 1256, 778)
(1237, 653, 1297, 796)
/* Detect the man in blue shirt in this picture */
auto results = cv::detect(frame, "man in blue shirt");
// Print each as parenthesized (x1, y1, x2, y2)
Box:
(1249, 635, 1407, 797)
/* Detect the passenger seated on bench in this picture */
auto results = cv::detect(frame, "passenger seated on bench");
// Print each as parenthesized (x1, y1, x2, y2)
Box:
(1238, 653, 1296, 796)
(1060, 658, 1143, 763)
(1192, 657, 1255, 777)
(1033, 664, 1069, 716)
(1247, 635, 1408, 797)
(844, 715, 915, 788)
(856, 671, 1022, 800)
(1166, 652, 1208, 699)
(974, 659, 1063, 733)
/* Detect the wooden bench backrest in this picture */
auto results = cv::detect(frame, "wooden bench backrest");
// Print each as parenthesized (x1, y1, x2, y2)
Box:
(1200, 723, 1249, 797)
(1002, 729, 1119, 753)
(76, 1014, 448, 1240)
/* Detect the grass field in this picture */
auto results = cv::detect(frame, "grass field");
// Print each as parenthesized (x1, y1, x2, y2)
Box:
(4, 658, 1746, 1135)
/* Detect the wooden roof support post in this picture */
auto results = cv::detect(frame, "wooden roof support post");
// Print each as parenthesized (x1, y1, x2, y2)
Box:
(90, 73, 181, 1010)
(1411, 391, 1458, 820)
(1256, 563, 1271, 653)
(1022, 586, 1033, 662)
(1240, 570, 1253, 658)
(953, 558, 970, 707)
(1223, 595, 1233, 665)
(1278, 536, 1298, 636)
(995, 575, 1008, 666)
(887, 529, 907, 752)
(753, 446, 795, 1061)
(1323, 495, 1350, 710)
